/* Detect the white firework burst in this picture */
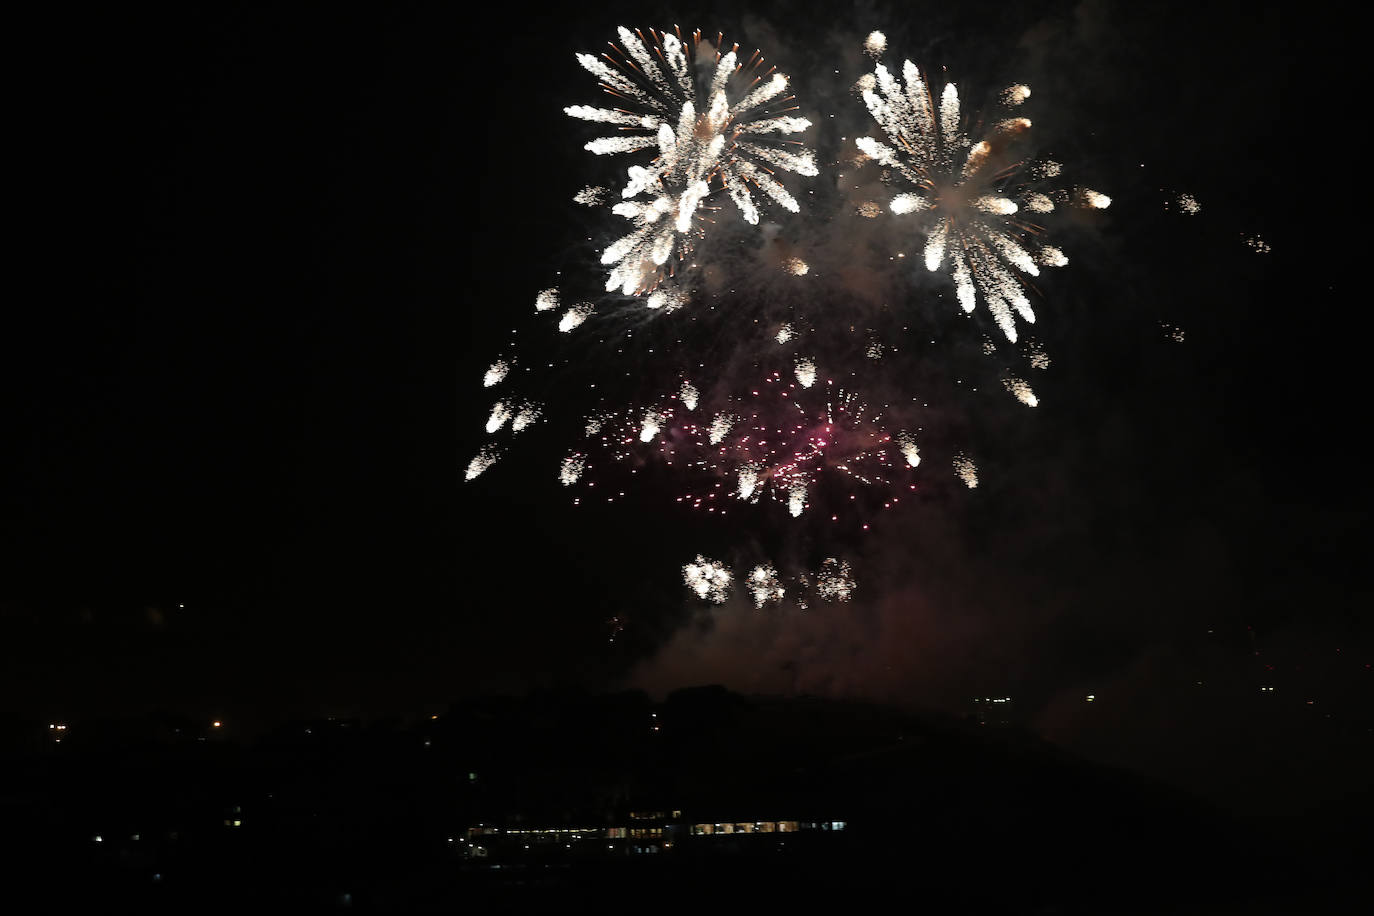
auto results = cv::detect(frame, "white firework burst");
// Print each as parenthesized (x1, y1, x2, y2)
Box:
(856, 56, 1109, 342)
(678, 380, 699, 410)
(1002, 377, 1038, 407)
(483, 359, 511, 388)
(747, 564, 785, 607)
(534, 288, 560, 312)
(559, 452, 586, 485)
(465, 445, 501, 482)
(486, 401, 513, 434)
(683, 554, 732, 603)
(816, 558, 856, 602)
(512, 402, 543, 431)
(568, 27, 817, 295)
(558, 301, 595, 333)
(708, 412, 737, 445)
(953, 453, 979, 488)
(897, 431, 921, 468)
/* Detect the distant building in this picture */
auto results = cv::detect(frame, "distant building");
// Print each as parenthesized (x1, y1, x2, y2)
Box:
(460, 810, 846, 861)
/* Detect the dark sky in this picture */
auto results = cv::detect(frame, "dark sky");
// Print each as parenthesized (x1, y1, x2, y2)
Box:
(4, 1, 1367, 807)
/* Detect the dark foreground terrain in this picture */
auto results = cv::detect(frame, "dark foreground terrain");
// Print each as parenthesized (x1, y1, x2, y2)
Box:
(9, 688, 1368, 913)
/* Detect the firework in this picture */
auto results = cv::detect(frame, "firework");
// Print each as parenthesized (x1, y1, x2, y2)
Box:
(815, 558, 856, 601)
(856, 55, 1109, 341)
(486, 401, 513, 434)
(747, 564, 786, 607)
(708, 412, 737, 445)
(465, 445, 501, 481)
(737, 462, 763, 501)
(794, 356, 817, 388)
(775, 323, 796, 344)
(558, 302, 595, 333)
(863, 31, 887, 60)
(560, 452, 586, 485)
(896, 431, 921, 468)
(679, 380, 699, 410)
(639, 409, 666, 442)
(535, 288, 560, 312)
(646, 285, 688, 311)
(1174, 192, 1201, 215)
(512, 402, 543, 431)
(1002, 377, 1038, 407)
(1001, 84, 1031, 106)
(577, 373, 915, 525)
(568, 27, 817, 295)
(953, 454, 979, 488)
(679, 555, 858, 609)
(683, 554, 732, 603)
(574, 186, 609, 206)
(483, 359, 511, 388)
(585, 410, 613, 436)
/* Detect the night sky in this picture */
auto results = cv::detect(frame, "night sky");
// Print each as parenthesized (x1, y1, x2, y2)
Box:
(5, 3, 1367, 813)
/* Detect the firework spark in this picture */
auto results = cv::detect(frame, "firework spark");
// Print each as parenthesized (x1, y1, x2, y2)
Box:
(486, 401, 513, 434)
(856, 55, 1109, 341)
(574, 186, 609, 206)
(863, 31, 887, 59)
(748, 564, 785, 607)
(815, 558, 856, 601)
(483, 359, 511, 388)
(709, 412, 737, 445)
(640, 409, 666, 442)
(1026, 339, 1051, 369)
(512, 402, 543, 431)
(1002, 377, 1038, 407)
(535, 288, 559, 312)
(679, 380, 699, 410)
(465, 445, 501, 481)
(646, 285, 688, 311)
(953, 454, 979, 488)
(683, 554, 732, 603)
(560, 452, 586, 485)
(897, 431, 921, 467)
(558, 302, 595, 333)
(578, 374, 914, 525)
(568, 27, 817, 295)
